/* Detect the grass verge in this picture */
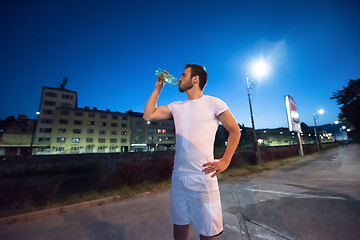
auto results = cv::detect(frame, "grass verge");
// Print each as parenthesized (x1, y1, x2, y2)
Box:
(1, 153, 310, 218)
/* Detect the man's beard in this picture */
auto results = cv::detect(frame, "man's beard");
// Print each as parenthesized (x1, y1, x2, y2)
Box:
(178, 81, 193, 92)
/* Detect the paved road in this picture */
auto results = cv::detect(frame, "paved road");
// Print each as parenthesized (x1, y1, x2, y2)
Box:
(0, 145, 359, 240)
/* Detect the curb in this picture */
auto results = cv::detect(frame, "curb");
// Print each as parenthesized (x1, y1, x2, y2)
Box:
(0, 195, 121, 225)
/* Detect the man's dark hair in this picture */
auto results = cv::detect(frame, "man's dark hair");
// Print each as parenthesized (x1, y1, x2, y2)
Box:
(185, 64, 208, 91)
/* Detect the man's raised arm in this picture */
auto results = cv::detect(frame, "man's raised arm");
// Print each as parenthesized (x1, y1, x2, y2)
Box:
(143, 73, 172, 121)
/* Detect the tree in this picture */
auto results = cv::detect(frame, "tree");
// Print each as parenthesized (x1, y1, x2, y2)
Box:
(331, 78, 360, 141)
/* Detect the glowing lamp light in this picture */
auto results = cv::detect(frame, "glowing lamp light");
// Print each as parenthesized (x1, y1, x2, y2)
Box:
(251, 59, 270, 79)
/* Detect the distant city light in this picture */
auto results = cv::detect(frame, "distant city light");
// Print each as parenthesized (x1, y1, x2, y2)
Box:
(334, 121, 339, 124)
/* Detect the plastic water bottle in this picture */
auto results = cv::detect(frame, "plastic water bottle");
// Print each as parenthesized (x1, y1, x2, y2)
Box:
(155, 68, 179, 85)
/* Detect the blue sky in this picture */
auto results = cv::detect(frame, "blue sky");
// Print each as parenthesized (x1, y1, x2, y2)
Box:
(1, 0, 359, 129)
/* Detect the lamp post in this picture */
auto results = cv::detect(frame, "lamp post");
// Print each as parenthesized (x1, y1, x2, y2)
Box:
(245, 58, 270, 165)
(246, 77, 261, 164)
(30, 112, 40, 155)
(313, 109, 324, 152)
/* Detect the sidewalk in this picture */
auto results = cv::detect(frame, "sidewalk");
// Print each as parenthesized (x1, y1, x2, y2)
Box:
(0, 182, 245, 240)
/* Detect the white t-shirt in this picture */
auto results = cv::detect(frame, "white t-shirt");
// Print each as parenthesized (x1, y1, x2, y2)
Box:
(168, 95, 229, 174)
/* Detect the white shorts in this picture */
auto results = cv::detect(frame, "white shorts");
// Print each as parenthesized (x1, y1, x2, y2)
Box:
(170, 171, 223, 236)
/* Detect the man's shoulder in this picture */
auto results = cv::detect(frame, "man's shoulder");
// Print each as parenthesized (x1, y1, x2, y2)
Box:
(204, 95, 224, 103)
(167, 100, 184, 110)
(168, 100, 183, 106)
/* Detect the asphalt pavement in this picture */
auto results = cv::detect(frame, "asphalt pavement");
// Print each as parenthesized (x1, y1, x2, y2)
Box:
(1, 145, 359, 240)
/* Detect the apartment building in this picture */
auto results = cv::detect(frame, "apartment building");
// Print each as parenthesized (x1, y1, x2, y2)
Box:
(49, 107, 131, 154)
(127, 111, 175, 152)
(34, 80, 78, 154)
(0, 115, 35, 155)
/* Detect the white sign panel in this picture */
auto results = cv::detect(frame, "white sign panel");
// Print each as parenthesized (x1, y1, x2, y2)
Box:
(285, 95, 302, 132)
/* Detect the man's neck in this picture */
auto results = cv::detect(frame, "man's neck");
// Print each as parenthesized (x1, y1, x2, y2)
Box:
(186, 89, 204, 100)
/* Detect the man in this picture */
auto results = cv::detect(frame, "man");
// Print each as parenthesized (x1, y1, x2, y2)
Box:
(143, 64, 241, 240)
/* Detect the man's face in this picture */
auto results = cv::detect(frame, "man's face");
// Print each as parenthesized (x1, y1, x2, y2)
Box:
(178, 68, 193, 92)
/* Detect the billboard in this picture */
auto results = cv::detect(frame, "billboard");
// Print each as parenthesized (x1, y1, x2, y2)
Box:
(285, 95, 302, 132)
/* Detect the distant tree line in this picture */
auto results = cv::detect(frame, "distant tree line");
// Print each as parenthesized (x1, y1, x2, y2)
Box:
(331, 78, 360, 142)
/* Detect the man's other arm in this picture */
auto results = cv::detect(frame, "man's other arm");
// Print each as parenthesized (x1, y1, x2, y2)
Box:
(202, 109, 241, 177)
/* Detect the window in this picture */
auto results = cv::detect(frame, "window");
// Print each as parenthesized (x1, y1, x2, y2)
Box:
(98, 138, 106, 143)
(71, 147, 80, 151)
(58, 128, 66, 133)
(99, 130, 106, 134)
(57, 137, 66, 142)
(42, 109, 53, 115)
(72, 138, 81, 143)
(121, 131, 127, 135)
(44, 101, 56, 106)
(59, 119, 68, 124)
(75, 112, 83, 116)
(110, 146, 118, 150)
(54, 147, 64, 151)
(122, 116, 128, 120)
(121, 123, 127, 128)
(87, 129, 94, 133)
(61, 110, 69, 115)
(100, 114, 107, 119)
(112, 115, 118, 120)
(158, 129, 166, 133)
(87, 121, 95, 125)
(62, 94, 73, 99)
(40, 128, 52, 133)
(121, 138, 127, 143)
(99, 122, 107, 126)
(73, 129, 81, 134)
(45, 92, 57, 97)
(61, 103, 72, 108)
(86, 145, 94, 151)
(110, 138, 117, 143)
(74, 120, 82, 125)
(88, 113, 95, 117)
(86, 138, 93, 143)
(111, 130, 117, 135)
(111, 123, 118, 127)
(38, 138, 50, 142)
(41, 119, 53, 124)
(98, 146, 105, 151)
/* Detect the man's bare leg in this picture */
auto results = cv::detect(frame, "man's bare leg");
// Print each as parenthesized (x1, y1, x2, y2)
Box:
(174, 224, 190, 240)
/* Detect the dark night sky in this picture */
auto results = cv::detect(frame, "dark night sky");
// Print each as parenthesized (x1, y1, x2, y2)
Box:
(1, 0, 359, 129)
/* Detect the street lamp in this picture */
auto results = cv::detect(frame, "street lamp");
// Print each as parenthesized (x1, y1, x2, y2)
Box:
(30, 112, 40, 155)
(246, 77, 261, 164)
(313, 109, 324, 152)
(246, 58, 270, 165)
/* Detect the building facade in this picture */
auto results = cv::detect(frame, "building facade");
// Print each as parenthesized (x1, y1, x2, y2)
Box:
(34, 84, 78, 154)
(127, 111, 175, 152)
(0, 115, 35, 155)
(49, 107, 131, 154)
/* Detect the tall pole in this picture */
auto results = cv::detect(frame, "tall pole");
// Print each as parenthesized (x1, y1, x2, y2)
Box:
(246, 77, 261, 164)
(30, 112, 39, 155)
(313, 114, 321, 152)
